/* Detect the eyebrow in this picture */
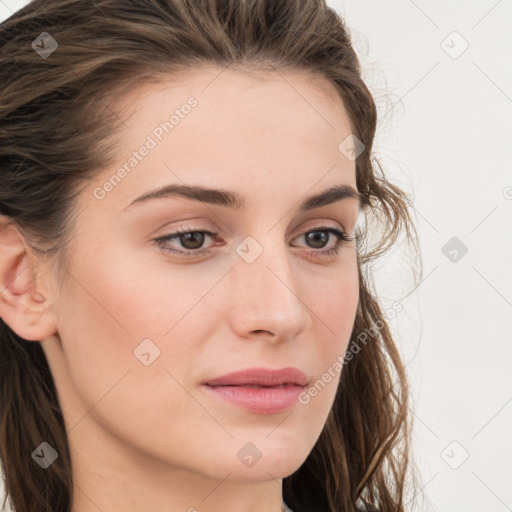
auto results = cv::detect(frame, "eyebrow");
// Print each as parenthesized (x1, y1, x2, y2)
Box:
(124, 182, 361, 212)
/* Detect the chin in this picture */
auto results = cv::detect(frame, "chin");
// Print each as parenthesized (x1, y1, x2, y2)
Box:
(222, 442, 311, 482)
(223, 458, 306, 482)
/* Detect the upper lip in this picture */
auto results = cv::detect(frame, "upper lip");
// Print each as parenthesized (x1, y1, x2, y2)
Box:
(203, 367, 308, 387)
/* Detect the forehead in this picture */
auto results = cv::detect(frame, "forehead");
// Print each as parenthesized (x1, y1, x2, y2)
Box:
(86, 65, 357, 213)
(111, 64, 351, 135)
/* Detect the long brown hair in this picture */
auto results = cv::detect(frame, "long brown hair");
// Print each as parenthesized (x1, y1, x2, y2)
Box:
(0, 1, 421, 511)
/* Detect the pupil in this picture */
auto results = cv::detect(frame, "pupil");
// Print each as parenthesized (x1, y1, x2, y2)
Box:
(182, 232, 204, 249)
(307, 231, 327, 249)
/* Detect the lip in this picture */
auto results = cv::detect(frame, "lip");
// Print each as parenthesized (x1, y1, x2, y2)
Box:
(203, 367, 308, 387)
(201, 367, 308, 414)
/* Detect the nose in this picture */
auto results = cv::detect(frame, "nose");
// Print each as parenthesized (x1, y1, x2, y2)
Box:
(228, 236, 312, 342)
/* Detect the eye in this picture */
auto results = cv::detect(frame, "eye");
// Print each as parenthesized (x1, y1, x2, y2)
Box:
(154, 225, 218, 257)
(153, 224, 353, 259)
(295, 226, 353, 258)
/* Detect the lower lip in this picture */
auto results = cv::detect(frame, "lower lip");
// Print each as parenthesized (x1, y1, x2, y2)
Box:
(202, 384, 305, 414)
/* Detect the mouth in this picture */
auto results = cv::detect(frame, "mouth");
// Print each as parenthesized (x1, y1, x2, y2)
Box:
(201, 367, 308, 414)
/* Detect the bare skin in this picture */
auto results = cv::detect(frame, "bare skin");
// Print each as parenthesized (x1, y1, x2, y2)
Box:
(0, 66, 361, 512)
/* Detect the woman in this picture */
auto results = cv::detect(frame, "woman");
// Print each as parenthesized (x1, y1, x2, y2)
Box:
(0, 1, 420, 511)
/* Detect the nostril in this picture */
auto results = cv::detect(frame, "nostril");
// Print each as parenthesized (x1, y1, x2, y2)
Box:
(251, 329, 275, 335)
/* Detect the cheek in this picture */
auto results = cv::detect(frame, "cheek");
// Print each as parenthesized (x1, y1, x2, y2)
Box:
(53, 248, 213, 452)
(295, 256, 359, 408)
(57, 241, 227, 382)
(311, 258, 359, 350)
(53, 245, 195, 408)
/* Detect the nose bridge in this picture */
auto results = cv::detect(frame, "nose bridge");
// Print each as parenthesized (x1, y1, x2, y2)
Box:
(229, 229, 311, 337)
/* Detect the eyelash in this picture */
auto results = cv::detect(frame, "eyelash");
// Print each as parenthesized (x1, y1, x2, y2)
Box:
(154, 224, 354, 260)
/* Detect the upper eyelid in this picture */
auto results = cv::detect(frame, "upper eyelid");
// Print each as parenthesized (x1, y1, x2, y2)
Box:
(160, 222, 347, 240)
(160, 217, 348, 235)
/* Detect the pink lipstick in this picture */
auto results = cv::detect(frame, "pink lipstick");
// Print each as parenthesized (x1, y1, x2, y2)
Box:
(202, 367, 308, 414)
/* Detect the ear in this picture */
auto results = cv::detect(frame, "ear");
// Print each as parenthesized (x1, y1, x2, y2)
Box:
(0, 215, 58, 341)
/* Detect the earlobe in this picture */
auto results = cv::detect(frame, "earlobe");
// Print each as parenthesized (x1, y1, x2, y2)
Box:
(0, 217, 58, 341)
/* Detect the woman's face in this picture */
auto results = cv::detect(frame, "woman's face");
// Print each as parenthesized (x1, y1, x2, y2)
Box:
(41, 66, 361, 495)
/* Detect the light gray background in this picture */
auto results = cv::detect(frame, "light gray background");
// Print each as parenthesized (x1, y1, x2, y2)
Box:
(1, 1, 511, 511)
(335, 2, 512, 511)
